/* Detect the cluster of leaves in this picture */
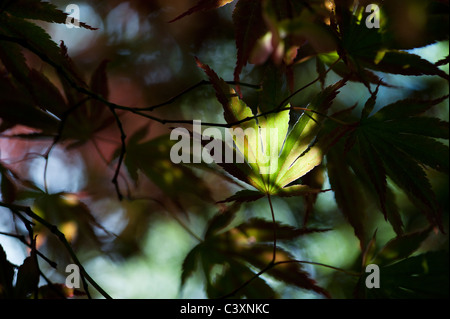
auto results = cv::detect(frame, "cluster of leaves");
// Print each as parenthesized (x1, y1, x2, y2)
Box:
(170, 0, 448, 92)
(169, 0, 449, 298)
(181, 204, 331, 298)
(0, 0, 115, 299)
(0, 0, 449, 299)
(326, 92, 449, 246)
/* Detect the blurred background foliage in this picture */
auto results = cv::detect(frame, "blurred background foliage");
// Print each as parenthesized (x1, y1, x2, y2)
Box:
(0, 0, 448, 299)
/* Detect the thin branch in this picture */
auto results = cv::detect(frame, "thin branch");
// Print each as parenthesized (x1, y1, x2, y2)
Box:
(0, 202, 112, 299)
(129, 196, 203, 243)
(131, 80, 261, 112)
(0, 34, 347, 131)
(0, 231, 57, 269)
(128, 105, 350, 129)
(107, 106, 127, 201)
(43, 97, 91, 193)
(274, 260, 361, 277)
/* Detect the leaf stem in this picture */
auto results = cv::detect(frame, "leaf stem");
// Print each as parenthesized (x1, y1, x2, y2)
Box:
(267, 193, 277, 264)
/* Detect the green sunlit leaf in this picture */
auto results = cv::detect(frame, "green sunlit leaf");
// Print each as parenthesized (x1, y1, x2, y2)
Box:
(197, 60, 345, 199)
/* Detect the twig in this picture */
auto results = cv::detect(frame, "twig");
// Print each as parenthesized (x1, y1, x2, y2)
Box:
(274, 260, 361, 277)
(131, 80, 261, 112)
(129, 196, 203, 243)
(43, 97, 91, 193)
(0, 202, 112, 299)
(0, 231, 57, 269)
(107, 107, 127, 201)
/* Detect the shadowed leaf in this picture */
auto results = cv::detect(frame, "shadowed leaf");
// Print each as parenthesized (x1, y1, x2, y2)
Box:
(372, 227, 432, 266)
(0, 244, 15, 299)
(232, 0, 266, 92)
(15, 252, 39, 298)
(169, 0, 234, 23)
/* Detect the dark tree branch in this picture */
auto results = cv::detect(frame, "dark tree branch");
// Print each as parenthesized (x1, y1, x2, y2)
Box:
(0, 202, 112, 299)
(0, 231, 57, 269)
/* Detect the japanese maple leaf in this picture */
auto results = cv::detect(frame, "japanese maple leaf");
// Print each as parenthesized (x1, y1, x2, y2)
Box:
(195, 58, 345, 202)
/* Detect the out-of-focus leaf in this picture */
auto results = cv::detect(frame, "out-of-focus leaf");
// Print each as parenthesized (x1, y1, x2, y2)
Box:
(32, 193, 103, 249)
(63, 60, 115, 146)
(232, 0, 266, 90)
(217, 190, 265, 204)
(259, 63, 289, 113)
(204, 204, 240, 239)
(207, 258, 277, 299)
(5, 0, 97, 29)
(15, 252, 40, 298)
(28, 68, 68, 117)
(0, 76, 60, 133)
(169, 0, 235, 23)
(181, 212, 330, 298)
(90, 59, 109, 104)
(276, 185, 324, 198)
(236, 218, 330, 242)
(239, 245, 330, 298)
(280, 14, 337, 56)
(0, 244, 15, 299)
(57, 41, 86, 106)
(327, 147, 368, 247)
(38, 283, 86, 299)
(0, 41, 29, 85)
(120, 131, 213, 201)
(182, 243, 272, 299)
(372, 227, 432, 266)
(0, 163, 17, 204)
(181, 244, 202, 286)
(436, 55, 450, 67)
(382, 0, 449, 50)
